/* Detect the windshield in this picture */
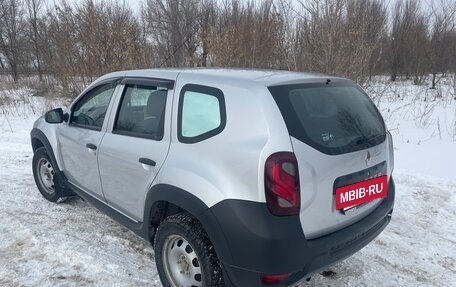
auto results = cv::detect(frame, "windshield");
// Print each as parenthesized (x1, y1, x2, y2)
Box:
(269, 82, 386, 155)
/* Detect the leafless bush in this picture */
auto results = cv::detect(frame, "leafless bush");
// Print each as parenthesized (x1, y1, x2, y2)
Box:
(414, 95, 439, 128)
(388, 0, 426, 82)
(363, 77, 393, 105)
(453, 75, 456, 99)
(291, 0, 389, 83)
(43, 0, 148, 96)
(453, 75, 456, 141)
(209, 0, 285, 68)
(142, 0, 200, 67)
(428, 1, 456, 90)
(0, 0, 455, 88)
(0, 0, 28, 82)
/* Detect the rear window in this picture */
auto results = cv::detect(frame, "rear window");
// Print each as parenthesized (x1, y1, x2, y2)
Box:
(269, 82, 386, 155)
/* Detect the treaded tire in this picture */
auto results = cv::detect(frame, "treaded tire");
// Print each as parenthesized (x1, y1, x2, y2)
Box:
(32, 147, 63, 202)
(155, 213, 224, 287)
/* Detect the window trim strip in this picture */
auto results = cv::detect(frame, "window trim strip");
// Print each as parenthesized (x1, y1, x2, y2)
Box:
(177, 84, 227, 144)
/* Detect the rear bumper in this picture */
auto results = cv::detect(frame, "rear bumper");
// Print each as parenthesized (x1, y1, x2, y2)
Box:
(204, 177, 395, 287)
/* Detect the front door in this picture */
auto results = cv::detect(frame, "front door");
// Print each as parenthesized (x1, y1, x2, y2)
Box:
(58, 81, 118, 201)
(98, 79, 172, 221)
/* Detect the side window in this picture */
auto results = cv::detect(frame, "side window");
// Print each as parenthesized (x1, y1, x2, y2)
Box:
(178, 84, 226, 143)
(70, 83, 116, 130)
(113, 84, 168, 140)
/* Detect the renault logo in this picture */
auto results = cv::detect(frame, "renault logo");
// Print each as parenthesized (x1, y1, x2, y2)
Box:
(365, 151, 371, 166)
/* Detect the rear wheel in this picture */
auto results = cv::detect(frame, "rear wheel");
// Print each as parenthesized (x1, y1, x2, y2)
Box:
(32, 147, 63, 202)
(155, 213, 224, 287)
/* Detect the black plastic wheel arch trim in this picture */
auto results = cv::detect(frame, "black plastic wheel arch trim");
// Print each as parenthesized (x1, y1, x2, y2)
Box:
(30, 128, 73, 197)
(31, 129, 58, 166)
(142, 184, 234, 261)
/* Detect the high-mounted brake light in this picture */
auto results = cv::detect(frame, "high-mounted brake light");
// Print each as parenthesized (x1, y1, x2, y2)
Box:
(265, 152, 300, 216)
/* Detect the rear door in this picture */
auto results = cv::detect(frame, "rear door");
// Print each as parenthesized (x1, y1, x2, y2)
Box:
(59, 80, 119, 201)
(269, 81, 393, 239)
(97, 78, 174, 221)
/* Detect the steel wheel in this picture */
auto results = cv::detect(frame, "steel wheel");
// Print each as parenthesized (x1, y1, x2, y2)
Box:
(162, 234, 203, 287)
(37, 158, 55, 194)
(155, 213, 224, 287)
(32, 147, 67, 202)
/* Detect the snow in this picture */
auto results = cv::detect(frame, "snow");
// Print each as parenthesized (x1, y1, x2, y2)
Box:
(0, 78, 455, 286)
(368, 77, 456, 182)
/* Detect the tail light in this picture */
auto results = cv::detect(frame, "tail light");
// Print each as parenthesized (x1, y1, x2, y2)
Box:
(265, 152, 300, 216)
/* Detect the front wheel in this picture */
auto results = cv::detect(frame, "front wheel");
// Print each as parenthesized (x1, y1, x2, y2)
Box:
(32, 147, 63, 202)
(154, 213, 224, 287)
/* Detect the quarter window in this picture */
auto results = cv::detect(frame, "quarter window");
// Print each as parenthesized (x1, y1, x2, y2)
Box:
(70, 82, 116, 130)
(178, 84, 226, 143)
(114, 84, 168, 140)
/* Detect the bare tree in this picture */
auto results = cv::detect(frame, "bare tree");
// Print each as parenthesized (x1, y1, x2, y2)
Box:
(142, 0, 200, 67)
(198, 0, 217, 67)
(45, 0, 146, 95)
(25, 0, 44, 81)
(409, 13, 429, 85)
(427, 0, 456, 89)
(388, 0, 427, 82)
(0, 0, 27, 82)
(275, 0, 298, 70)
(0, 0, 455, 88)
(292, 0, 388, 83)
(209, 0, 285, 68)
(344, 0, 389, 82)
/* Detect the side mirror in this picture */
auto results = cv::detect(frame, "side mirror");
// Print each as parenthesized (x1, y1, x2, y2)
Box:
(44, 108, 65, 124)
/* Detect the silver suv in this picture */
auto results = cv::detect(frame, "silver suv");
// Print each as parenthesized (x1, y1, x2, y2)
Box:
(31, 69, 395, 287)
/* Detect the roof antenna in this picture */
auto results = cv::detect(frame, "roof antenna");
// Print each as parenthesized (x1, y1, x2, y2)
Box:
(326, 79, 331, 85)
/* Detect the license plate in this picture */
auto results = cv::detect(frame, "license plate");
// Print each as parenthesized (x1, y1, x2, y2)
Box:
(335, 176, 388, 210)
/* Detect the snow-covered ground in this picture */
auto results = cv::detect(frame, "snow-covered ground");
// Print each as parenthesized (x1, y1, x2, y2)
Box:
(0, 78, 455, 287)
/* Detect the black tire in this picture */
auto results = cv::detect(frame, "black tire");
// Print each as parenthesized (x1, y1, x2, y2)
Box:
(32, 147, 63, 202)
(155, 213, 224, 287)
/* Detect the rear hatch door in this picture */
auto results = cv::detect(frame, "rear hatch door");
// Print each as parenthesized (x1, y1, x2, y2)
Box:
(269, 80, 392, 239)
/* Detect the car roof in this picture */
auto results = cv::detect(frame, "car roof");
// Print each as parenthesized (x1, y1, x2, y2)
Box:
(120, 68, 348, 87)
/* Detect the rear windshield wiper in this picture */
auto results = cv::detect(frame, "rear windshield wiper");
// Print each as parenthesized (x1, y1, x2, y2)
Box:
(355, 132, 387, 146)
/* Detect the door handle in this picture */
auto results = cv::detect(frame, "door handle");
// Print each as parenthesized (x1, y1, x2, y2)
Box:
(86, 143, 97, 150)
(139, 158, 156, 167)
